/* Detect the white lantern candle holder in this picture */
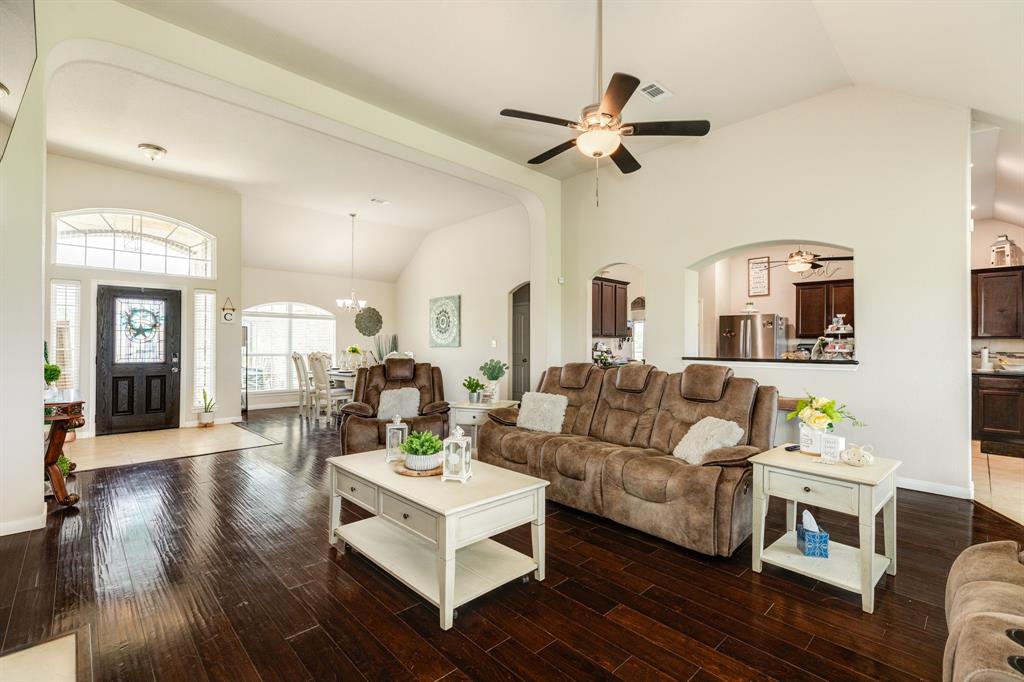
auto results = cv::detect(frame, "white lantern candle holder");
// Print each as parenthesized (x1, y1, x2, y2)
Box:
(442, 425, 473, 483)
(385, 414, 408, 463)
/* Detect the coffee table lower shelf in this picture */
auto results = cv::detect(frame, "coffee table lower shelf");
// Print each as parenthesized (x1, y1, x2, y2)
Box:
(335, 517, 537, 610)
(761, 530, 890, 593)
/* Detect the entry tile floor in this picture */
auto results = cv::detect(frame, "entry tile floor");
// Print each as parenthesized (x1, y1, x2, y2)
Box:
(64, 423, 276, 471)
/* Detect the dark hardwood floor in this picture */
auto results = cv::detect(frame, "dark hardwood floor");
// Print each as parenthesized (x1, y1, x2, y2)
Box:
(3, 409, 1022, 681)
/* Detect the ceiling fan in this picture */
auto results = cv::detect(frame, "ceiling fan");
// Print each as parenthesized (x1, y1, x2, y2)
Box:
(769, 249, 854, 273)
(499, 0, 710, 175)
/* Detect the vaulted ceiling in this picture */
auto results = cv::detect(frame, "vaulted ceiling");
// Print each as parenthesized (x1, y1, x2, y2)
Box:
(122, 0, 1023, 179)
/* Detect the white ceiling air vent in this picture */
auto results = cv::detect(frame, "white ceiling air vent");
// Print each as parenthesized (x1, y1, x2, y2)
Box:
(639, 81, 672, 103)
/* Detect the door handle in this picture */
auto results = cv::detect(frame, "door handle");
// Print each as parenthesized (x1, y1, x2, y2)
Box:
(171, 367, 179, 373)
(522, 358, 528, 363)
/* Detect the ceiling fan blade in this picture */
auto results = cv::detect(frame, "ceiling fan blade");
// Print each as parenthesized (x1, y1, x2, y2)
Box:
(816, 256, 854, 262)
(625, 120, 711, 136)
(528, 139, 577, 164)
(810, 262, 824, 270)
(610, 143, 641, 174)
(500, 109, 577, 128)
(599, 72, 641, 118)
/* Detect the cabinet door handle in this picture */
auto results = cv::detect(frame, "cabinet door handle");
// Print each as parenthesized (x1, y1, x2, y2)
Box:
(350, 486, 356, 492)
(803, 486, 811, 493)
(402, 513, 410, 520)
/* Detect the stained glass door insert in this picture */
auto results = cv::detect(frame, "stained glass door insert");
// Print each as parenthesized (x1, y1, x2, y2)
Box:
(115, 297, 166, 363)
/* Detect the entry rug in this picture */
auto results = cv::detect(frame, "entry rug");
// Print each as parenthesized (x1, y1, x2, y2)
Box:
(65, 423, 277, 471)
(0, 629, 88, 682)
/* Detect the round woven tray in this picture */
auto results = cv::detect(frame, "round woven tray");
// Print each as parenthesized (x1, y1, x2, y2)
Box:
(391, 461, 443, 477)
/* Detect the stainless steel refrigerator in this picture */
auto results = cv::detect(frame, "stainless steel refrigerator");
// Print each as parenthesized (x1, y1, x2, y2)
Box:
(717, 314, 787, 359)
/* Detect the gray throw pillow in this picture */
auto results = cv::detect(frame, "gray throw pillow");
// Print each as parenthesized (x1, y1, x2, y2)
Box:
(673, 416, 744, 465)
(517, 392, 568, 433)
(377, 387, 421, 420)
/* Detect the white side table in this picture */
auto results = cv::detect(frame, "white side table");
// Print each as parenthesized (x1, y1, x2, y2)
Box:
(450, 400, 518, 453)
(750, 445, 901, 613)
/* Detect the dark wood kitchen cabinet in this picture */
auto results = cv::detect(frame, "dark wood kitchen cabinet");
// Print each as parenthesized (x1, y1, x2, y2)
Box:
(592, 277, 630, 337)
(973, 374, 1024, 440)
(793, 279, 854, 338)
(972, 267, 1024, 338)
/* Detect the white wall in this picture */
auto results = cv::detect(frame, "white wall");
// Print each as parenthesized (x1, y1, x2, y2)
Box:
(46, 154, 243, 434)
(561, 86, 972, 497)
(397, 205, 530, 401)
(0, 61, 45, 535)
(241, 266, 397, 408)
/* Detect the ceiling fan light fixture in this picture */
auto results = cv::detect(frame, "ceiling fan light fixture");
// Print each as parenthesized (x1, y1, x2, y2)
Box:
(786, 250, 814, 272)
(0, 82, 9, 98)
(576, 128, 621, 158)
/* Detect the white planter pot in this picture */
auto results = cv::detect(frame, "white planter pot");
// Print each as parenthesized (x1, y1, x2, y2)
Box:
(198, 411, 216, 426)
(799, 423, 833, 455)
(404, 452, 442, 470)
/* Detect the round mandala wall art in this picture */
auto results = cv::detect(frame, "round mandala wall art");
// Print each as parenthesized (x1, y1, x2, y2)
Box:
(428, 295, 461, 348)
(354, 306, 383, 336)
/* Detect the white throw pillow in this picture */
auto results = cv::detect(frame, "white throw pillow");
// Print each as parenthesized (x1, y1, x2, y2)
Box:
(517, 392, 568, 434)
(673, 416, 744, 465)
(377, 387, 421, 420)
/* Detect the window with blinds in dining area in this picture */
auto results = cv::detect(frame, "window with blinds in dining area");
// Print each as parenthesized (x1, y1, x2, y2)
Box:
(242, 302, 336, 392)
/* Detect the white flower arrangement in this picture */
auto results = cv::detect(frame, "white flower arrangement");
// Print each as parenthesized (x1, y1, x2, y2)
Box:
(787, 393, 864, 431)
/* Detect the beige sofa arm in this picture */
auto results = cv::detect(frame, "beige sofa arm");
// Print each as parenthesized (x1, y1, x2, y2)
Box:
(487, 406, 519, 426)
(698, 445, 761, 467)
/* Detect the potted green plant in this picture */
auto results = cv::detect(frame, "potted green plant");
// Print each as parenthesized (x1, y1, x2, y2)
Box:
(43, 452, 73, 497)
(43, 340, 61, 398)
(479, 359, 509, 402)
(199, 389, 217, 427)
(463, 376, 486, 403)
(400, 430, 444, 470)
(346, 344, 363, 369)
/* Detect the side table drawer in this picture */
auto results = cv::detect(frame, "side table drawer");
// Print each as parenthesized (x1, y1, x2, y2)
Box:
(766, 468, 858, 514)
(453, 409, 483, 427)
(381, 491, 438, 542)
(336, 472, 377, 511)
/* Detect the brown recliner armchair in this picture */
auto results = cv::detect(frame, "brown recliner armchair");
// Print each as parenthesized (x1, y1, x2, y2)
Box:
(339, 357, 450, 455)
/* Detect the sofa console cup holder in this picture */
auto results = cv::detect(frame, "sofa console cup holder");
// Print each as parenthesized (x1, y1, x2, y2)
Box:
(1009, 656, 1024, 675)
(1008, 628, 1024, 647)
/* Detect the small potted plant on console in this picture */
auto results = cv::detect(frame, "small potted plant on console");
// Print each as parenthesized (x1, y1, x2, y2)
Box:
(463, 376, 486, 403)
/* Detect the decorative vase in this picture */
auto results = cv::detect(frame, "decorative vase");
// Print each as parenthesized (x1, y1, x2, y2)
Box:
(468, 391, 482, 404)
(346, 352, 361, 370)
(483, 380, 500, 402)
(799, 423, 834, 455)
(404, 452, 442, 470)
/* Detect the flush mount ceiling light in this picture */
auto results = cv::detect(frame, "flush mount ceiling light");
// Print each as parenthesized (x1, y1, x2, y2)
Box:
(337, 213, 368, 312)
(138, 143, 167, 161)
(0, 82, 9, 98)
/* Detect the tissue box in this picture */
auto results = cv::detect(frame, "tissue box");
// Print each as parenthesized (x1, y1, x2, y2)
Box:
(796, 523, 829, 558)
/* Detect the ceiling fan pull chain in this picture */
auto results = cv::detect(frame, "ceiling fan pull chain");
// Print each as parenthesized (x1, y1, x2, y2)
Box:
(595, 156, 600, 208)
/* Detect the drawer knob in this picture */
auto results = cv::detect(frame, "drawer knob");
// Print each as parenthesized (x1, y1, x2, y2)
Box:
(803, 486, 811, 493)
(350, 486, 356, 492)
(402, 513, 410, 520)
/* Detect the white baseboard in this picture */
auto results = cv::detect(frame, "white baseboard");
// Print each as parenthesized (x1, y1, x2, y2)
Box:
(182, 416, 244, 428)
(0, 503, 46, 536)
(246, 401, 300, 410)
(897, 476, 973, 500)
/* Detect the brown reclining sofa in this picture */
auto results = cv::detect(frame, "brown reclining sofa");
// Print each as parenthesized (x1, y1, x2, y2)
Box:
(478, 362, 778, 557)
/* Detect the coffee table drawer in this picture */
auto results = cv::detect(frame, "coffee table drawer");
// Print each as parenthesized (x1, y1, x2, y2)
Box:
(453, 409, 483, 427)
(336, 473, 377, 511)
(766, 468, 858, 514)
(381, 491, 438, 542)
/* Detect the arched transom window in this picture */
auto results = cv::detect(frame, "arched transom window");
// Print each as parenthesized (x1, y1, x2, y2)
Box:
(53, 210, 215, 278)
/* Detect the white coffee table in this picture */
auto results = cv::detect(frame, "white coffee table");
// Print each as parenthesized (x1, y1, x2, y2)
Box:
(750, 445, 901, 613)
(327, 450, 548, 629)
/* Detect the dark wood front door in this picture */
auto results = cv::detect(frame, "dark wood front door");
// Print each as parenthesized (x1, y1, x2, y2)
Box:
(96, 286, 181, 435)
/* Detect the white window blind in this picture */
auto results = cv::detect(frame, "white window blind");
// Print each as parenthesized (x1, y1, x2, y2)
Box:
(193, 290, 216, 407)
(242, 302, 335, 392)
(50, 280, 81, 390)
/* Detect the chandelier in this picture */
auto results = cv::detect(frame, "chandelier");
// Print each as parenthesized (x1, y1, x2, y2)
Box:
(337, 212, 367, 311)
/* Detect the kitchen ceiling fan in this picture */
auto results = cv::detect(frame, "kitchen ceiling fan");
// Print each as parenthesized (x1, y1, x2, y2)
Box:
(499, 0, 710, 176)
(769, 249, 854, 273)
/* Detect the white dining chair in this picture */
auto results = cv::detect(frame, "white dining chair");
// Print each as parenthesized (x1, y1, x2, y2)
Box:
(309, 352, 350, 425)
(291, 352, 312, 418)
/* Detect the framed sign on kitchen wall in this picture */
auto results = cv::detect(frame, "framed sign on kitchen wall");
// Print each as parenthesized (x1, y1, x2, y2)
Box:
(748, 256, 770, 297)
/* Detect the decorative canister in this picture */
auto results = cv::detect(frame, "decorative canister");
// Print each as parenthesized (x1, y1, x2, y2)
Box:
(404, 452, 442, 471)
(799, 422, 824, 455)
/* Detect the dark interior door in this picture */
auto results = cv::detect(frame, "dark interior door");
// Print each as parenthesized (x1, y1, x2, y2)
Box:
(96, 286, 181, 435)
(512, 284, 530, 401)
